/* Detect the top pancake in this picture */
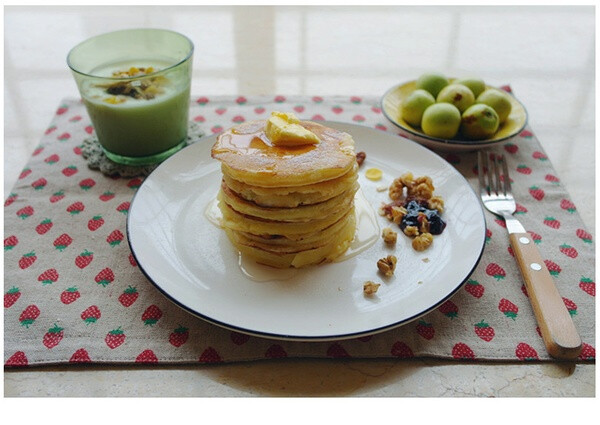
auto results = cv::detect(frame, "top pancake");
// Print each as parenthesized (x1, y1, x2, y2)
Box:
(211, 119, 357, 187)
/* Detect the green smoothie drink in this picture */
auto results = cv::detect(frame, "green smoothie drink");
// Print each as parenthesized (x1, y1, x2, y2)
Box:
(68, 29, 194, 165)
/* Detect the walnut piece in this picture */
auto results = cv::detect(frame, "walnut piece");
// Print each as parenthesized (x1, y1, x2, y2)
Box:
(388, 177, 404, 200)
(382, 227, 397, 244)
(428, 195, 445, 213)
(363, 281, 381, 296)
(412, 232, 433, 251)
(377, 255, 397, 277)
(403, 225, 419, 237)
(418, 212, 430, 233)
(391, 206, 407, 225)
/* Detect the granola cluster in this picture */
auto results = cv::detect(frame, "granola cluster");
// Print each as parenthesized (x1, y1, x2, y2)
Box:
(379, 171, 446, 252)
(97, 66, 169, 103)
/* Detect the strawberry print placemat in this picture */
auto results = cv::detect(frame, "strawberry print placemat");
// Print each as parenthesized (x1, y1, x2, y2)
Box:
(4, 95, 595, 367)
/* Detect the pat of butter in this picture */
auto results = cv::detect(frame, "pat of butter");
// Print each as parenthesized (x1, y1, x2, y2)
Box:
(265, 111, 320, 146)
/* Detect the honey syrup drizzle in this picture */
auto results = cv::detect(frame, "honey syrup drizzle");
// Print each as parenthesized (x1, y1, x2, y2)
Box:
(213, 123, 318, 158)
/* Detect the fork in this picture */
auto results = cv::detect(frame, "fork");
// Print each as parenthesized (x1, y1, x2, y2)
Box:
(478, 151, 582, 360)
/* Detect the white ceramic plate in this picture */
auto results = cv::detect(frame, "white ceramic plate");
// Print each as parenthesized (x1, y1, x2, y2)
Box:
(127, 122, 486, 341)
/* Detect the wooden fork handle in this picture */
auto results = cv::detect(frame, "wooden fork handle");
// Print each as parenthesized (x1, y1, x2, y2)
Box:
(509, 232, 582, 359)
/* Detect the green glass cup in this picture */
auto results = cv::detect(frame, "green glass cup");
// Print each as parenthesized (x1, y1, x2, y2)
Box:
(67, 29, 193, 165)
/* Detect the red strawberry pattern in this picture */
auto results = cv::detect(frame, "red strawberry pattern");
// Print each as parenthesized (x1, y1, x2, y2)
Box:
(81, 305, 101, 324)
(31, 177, 48, 190)
(60, 287, 80, 304)
(49, 190, 65, 203)
(562, 297, 577, 316)
(560, 199, 576, 213)
(578, 343, 595, 361)
(79, 178, 96, 191)
(116, 201, 130, 215)
(4, 235, 18, 251)
(75, 250, 93, 269)
(544, 260, 561, 276)
(35, 218, 54, 235)
(5, 351, 28, 366)
(19, 305, 40, 328)
(19, 168, 32, 179)
(169, 326, 189, 347)
(136, 349, 159, 363)
(17, 205, 34, 219)
(4, 287, 21, 308)
(504, 143, 518, 154)
(416, 320, 435, 340)
(2, 97, 595, 365)
(486, 263, 506, 281)
(99, 191, 115, 202)
(4, 192, 18, 207)
(19, 251, 37, 269)
(69, 348, 91, 363)
(142, 305, 163, 326)
(438, 300, 458, 319)
(38, 268, 59, 285)
(515, 342, 539, 361)
(390, 341, 414, 358)
(465, 279, 485, 298)
(452, 343, 475, 360)
(105, 327, 126, 349)
(106, 229, 124, 247)
(528, 186, 544, 201)
(53, 233, 73, 251)
(579, 277, 595, 297)
(43, 324, 64, 349)
(576, 228, 592, 244)
(545, 173, 560, 184)
(199, 347, 222, 363)
(265, 344, 288, 359)
(326, 342, 351, 358)
(118, 286, 139, 307)
(499, 298, 518, 320)
(61, 165, 78, 177)
(87, 215, 105, 231)
(230, 331, 250, 345)
(94, 267, 115, 287)
(474, 320, 495, 342)
(127, 178, 143, 190)
(543, 216, 560, 229)
(66, 201, 85, 215)
(559, 243, 578, 258)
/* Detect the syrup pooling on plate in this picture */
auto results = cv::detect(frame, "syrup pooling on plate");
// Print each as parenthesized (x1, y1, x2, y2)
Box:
(203, 189, 379, 280)
(334, 189, 379, 262)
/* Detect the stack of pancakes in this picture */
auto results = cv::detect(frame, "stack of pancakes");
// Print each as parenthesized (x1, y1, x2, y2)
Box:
(211, 118, 359, 268)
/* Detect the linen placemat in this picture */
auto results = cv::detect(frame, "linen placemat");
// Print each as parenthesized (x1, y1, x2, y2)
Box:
(4, 95, 595, 366)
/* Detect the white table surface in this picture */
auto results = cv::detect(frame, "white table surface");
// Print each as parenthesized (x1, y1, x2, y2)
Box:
(3, 5, 595, 402)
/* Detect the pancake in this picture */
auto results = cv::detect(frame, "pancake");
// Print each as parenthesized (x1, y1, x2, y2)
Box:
(222, 164, 358, 208)
(211, 119, 357, 187)
(218, 195, 350, 238)
(219, 180, 358, 223)
(211, 113, 360, 268)
(238, 206, 356, 246)
(224, 212, 356, 268)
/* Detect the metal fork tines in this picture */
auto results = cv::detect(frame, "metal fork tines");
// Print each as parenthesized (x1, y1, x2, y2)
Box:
(477, 151, 525, 234)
